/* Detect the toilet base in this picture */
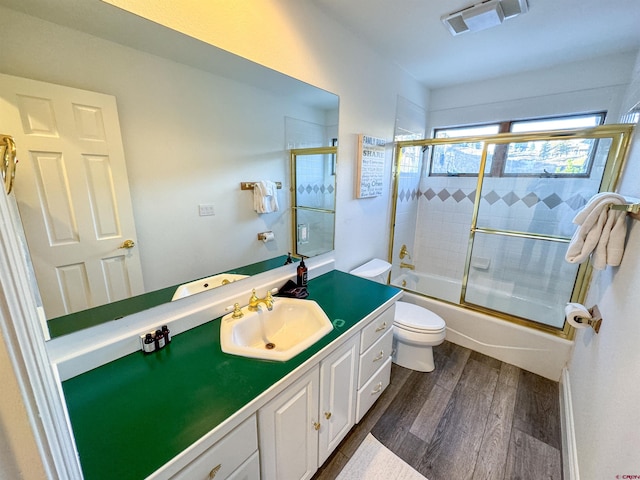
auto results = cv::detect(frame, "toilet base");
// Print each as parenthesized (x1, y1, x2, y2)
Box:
(392, 338, 436, 372)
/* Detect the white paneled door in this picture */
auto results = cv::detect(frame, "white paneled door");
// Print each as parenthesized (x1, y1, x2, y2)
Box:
(0, 73, 144, 319)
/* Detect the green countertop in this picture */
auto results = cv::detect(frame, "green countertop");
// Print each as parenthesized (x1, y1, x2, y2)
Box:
(62, 270, 401, 480)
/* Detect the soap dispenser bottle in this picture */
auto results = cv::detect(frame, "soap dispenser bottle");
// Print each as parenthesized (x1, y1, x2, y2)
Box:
(296, 256, 308, 287)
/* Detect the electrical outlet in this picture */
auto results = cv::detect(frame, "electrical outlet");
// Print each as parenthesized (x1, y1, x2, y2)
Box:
(198, 204, 215, 216)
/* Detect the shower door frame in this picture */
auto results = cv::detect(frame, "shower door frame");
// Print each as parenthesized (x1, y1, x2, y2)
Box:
(390, 124, 634, 339)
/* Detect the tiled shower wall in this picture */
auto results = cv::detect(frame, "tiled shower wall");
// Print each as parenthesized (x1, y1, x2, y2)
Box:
(395, 144, 607, 297)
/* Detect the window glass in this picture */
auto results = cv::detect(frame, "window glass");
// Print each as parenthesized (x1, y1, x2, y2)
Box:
(431, 124, 499, 175)
(430, 113, 605, 177)
(505, 113, 604, 176)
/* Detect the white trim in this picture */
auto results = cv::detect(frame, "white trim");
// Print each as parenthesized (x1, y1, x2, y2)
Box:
(0, 192, 83, 478)
(560, 367, 580, 480)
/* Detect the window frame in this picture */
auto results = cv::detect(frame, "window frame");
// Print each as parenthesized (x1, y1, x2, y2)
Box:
(429, 111, 606, 178)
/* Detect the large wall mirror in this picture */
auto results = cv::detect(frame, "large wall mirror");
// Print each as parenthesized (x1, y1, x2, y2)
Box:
(0, 0, 339, 339)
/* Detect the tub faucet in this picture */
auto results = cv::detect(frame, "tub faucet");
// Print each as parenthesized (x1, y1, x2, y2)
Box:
(248, 289, 274, 311)
(400, 262, 415, 270)
(399, 244, 411, 260)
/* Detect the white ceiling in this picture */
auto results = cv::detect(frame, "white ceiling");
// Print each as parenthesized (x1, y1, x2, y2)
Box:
(312, 0, 640, 88)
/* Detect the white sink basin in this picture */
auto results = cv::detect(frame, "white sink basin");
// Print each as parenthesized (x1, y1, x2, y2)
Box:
(220, 298, 333, 361)
(171, 274, 249, 300)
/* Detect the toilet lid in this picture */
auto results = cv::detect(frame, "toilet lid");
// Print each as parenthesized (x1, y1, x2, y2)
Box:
(395, 302, 446, 332)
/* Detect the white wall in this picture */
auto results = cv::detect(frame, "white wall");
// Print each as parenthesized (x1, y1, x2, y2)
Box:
(567, 49, 640, 479)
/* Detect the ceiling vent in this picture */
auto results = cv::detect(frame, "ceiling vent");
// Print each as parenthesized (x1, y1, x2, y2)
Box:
(442, 0, 529, 36)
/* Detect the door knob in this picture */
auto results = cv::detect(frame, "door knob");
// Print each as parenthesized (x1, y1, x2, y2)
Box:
(313, 421, 321, 431)
(119, 239, 135, 249)
(324, 412, 332, 420)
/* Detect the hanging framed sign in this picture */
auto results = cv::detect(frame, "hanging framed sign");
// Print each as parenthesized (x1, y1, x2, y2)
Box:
(355, 134, 385, 198)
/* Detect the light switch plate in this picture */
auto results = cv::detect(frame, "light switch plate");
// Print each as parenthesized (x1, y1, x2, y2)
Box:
(198, 204, 215, 216)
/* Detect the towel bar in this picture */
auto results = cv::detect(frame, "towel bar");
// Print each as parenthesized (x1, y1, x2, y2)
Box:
(609, 203, 640, 213)
(610, 202, 640, 220)
(240, 181, 282, 190)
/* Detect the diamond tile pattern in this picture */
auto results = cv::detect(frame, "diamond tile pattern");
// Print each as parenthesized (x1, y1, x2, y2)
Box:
(297, 184, 335, 195)
(484, 190, 501, 205)
(437, 189, 451, 201)
(399, 185, 589, 212)
(521, 192, 540, 207)
(452, 189, 466, 203)
(565, 193, 587, 210)
(502, 192, 520, 206)
(542, 193, 563, 209)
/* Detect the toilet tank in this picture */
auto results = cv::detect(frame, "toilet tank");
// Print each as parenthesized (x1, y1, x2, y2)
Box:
(349, 259, 392, 284)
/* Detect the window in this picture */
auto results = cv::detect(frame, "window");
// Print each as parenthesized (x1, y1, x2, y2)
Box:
(430, 112, 606, 177)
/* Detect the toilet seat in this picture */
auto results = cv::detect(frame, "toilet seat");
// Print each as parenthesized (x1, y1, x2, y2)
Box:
(395, 302, 446, 334)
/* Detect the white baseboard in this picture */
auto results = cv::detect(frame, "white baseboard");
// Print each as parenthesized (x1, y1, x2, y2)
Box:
(560, 367, 579, 480)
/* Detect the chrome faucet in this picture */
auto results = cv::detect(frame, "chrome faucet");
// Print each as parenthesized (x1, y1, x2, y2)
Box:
(248, 289, 274, 311)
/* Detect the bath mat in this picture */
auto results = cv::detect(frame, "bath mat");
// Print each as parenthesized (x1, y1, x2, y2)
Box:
(336, 434, 428, 480)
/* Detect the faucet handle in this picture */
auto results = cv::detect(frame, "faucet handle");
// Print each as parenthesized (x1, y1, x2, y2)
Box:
(224, 303, 244, 319)
(231, 303, 243, 319)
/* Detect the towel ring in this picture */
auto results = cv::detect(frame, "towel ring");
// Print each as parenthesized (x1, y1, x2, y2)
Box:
(1, 135, 17, 195)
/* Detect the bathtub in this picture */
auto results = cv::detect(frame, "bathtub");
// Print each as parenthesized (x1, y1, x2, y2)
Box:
(393, 271, 564, 328)
(391, 271, 573, 381)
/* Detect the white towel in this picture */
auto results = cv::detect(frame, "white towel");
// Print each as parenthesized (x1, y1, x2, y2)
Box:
(253, 180, 279, 214)
(565, 192, 628, 269)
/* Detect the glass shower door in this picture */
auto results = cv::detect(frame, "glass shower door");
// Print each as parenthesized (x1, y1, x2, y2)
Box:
(291, 147, 337, 258)
(462, 132, 623, 330)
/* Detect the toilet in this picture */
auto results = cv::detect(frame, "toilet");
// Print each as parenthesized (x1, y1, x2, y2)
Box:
(349, 259, 446, 372)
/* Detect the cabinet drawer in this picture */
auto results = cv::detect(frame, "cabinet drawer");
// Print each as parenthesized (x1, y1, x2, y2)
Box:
(227, 451, 260, 480)
(172, 415, 258, 480)
(356, 357, 392, 423)
(358, 328, 393, 389)
(360, 305, 394, 353)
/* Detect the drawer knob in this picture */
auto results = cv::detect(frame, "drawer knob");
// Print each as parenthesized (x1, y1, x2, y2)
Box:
(324, 412, 332, 420)
(313, 421, 321, 431)
(208, 464, 222, 479)
(371, 382, 383, 395)
(373, 351, 384, 362)
(375, 322, 387, 332)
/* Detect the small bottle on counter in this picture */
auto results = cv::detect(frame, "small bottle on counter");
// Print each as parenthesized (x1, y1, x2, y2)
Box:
(296, 256, 308, 287)
(143, 333, 155, 354)
(154, 329, 166, 350)
(162, 325, 171, 344)
(284, 252, 293, 265)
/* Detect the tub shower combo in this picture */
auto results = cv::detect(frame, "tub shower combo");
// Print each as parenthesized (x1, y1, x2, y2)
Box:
(389, 124, 634, 355)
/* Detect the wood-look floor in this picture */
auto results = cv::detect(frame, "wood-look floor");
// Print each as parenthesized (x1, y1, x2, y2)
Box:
(313, 341, 562, 480)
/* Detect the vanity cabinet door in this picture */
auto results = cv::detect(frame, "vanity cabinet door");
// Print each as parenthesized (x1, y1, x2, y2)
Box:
(259, 366, 320, 480)
(318, 335, 358, 464)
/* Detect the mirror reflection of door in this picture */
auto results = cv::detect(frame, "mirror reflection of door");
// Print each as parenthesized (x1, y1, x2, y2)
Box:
(291, 146, 337, 258)
(0, 73, 144, 319)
